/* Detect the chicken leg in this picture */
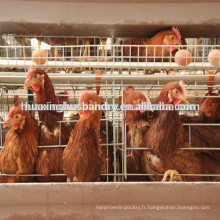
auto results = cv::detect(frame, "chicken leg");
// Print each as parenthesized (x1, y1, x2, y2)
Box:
(99, 38, 113, 62)
(20, 37, 27, 58)
(55, 44, 60, 60)
(193, 38, 199, 62)
(99, 38, 107, 61)
(161, 169, 183, 182)
(71, 46, 76, 60)
(51, 43, 63, 61)
(37, 38, 42, 47)
(82, 39, 91, 61)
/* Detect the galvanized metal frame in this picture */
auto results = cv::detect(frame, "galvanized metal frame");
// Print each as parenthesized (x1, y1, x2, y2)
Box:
(0, 36, 219, 182)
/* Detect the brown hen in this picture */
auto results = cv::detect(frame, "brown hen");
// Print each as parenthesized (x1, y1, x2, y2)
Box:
(0, 107, 38, 183)
(123, 86, 150, 181)
(198, 93, 220, 123)
(24, 67, 71, 182)
(123, 27, 182, 62)
(181, 92, 220, 123)
(62, 91, 102, 182)
(143, 81, 219, 181)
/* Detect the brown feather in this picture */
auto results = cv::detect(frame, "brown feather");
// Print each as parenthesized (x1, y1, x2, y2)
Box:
(123, 86, 150, 181)
(181, 92, 220, 123)
(99, 116, 114, 181)
(123, 29, 183, 62)
(29, 69, 71, 182)
(62, 93, 102, 182)
(0, 107, 38, 183)
(69, 110, 114, 181)
(143, 82, 219, 181)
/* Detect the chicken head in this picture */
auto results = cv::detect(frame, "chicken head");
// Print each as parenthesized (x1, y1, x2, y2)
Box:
(24, 66, 45, 92)
(124, 86, 150, 113)
(78, 91, 101, 119)
(3, 107, 26, 131)
(159, 80, 188, 104)
(163, 27, 182, 51)
(200, 93, 219, 118)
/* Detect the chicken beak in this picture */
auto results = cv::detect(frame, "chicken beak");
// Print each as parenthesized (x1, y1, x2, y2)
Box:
(177, 40, 183, 49)
(3, 120, 11, 128)
(199, 107, 204, 114)
(74, 110, 80, 115)
(181, 96, 189, 104)
(24, 79, 31, 89)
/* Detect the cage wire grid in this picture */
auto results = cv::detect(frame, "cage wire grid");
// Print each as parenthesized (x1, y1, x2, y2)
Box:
(0, 80, 220, 181)
(0, 45, 219, 71)
(0, 35, 220, 181)
(0, 35, 220, 73)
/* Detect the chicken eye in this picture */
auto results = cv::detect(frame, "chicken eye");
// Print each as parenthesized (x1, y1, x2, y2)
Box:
(209, 103, 213, 107)
(15, 115, 19, 119)
(34, 75, 38, 79)
(169, 35, 175, 40)
(88, 100, 91, 104)
(175, 89, 179, 94)
(139, 99, 143, 103)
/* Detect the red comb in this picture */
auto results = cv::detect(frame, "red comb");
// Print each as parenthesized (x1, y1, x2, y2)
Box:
(142, 92, 150, 102)
(203, 98, 209, 105)
(200, 97, 210, 111)
(27, 66, 34, 79)
(179, 80, 186, 96)
(8, 107, 16, 118)
(172, 26, 181, 40)
(79, 91, 89, 104)
(14, 95, 19, 102)
(64, 90, 68, 95)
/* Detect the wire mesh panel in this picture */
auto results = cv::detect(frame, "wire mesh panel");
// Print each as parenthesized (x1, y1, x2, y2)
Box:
(0, 79, 126, 182)
(0, 35, 219, 73)
(0, 34, 220, 182)
(0, 75, 219, 181)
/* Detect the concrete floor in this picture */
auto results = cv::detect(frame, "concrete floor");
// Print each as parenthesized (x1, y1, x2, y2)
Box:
(0, 182, 219, 220)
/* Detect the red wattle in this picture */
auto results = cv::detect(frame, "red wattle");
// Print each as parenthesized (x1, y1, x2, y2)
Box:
(83, 110, 90, 119)
(12, 124, 19, 130)
(173, 99, 181, 105)
(205, 111, 212, 117)
(168, 47, 176, 51)
(32, 84, 40, 92)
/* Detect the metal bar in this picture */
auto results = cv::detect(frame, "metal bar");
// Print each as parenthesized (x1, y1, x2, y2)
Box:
(100, 173, 220, 177)
(189, 125, 191, 148)
(105, 81, 109, 182)
(116, 147, 220, 151)
(1, 73, 220, 84)
(0, 173, 66, 177)
(121, 86, 125, 182)
(181, 148, 220, 150)
(58, 121, 62, 147)
(112, 80, 117, 182)
(3, 172, 219, 178)
(183, 123, 220, 126)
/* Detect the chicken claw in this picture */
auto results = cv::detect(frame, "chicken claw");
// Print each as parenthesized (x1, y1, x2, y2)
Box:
(161, 169, 183, 182)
